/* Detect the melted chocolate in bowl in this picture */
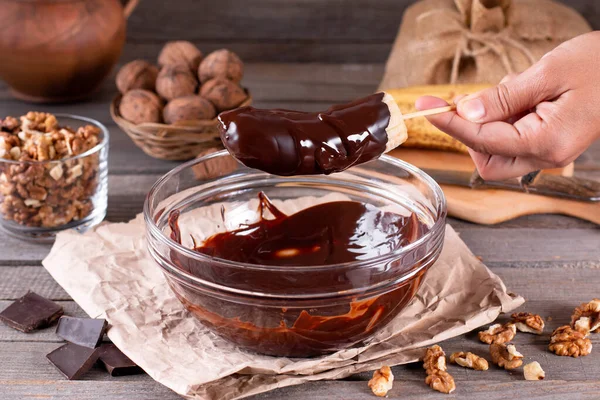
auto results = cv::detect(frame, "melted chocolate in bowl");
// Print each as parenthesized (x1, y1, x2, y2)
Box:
(166, 193, 433, 357)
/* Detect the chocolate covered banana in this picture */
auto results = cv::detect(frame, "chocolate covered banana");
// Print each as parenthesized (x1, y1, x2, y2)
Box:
(217, 92, 408, 176)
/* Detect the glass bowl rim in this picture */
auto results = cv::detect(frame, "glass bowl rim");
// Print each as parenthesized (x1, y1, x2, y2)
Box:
(0, 113, 110, 165)
(144, 150, 447, 273)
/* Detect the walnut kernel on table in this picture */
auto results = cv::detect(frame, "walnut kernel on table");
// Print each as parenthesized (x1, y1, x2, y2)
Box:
(511, 312, 545, 335)
(571, 299, 600, 334)
(423, 345, 456, 394)
(0, 112, 101, 228)
(523, 362, 545, 381)
(489, 343, 523, 370)
(478, 322, 517, 344)
(116, 60, 159, 94)
(156, 64, 198, 101)
(368, 366, 394, 397)
(158, 41, 203, 73)
(449, 351, 489, 371)
(548, 325, 592, 357)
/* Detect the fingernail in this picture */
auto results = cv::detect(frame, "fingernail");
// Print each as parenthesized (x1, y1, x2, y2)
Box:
(459, 98, 486, 122)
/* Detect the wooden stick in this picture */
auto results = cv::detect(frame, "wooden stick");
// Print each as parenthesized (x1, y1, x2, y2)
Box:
(402, 105, 456, 120)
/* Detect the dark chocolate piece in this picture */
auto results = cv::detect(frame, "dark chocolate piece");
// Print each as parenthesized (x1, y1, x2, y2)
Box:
(55, 316, 108, 349)
(0, 291, 63, 333)
(218, 92, 390, 176)
(46, 343, 100, 380)
(98, 343, 143, 376)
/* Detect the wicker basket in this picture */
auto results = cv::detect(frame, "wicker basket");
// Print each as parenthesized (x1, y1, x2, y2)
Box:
(110, 94, 252, 161)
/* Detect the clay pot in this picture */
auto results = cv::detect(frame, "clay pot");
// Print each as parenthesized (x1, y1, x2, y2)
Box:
(0, 0, 138, 103)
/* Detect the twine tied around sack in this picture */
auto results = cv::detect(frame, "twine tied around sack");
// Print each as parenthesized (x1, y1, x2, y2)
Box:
(450, 27, 536, 84)
(418, 8, 537, 84)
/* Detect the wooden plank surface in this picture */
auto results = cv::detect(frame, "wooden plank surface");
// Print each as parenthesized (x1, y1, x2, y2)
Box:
(1, 265, 600, 398)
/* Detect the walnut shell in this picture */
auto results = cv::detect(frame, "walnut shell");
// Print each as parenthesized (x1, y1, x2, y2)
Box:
(116, 60, 159, 94)
(119, 89, 163, 124)
(199, 79, 246, 112)
(192, 147, 239, 180)
(156, 64, 198, 101)
(163, 96, 216, 124)
(158, 41, 203, 73)
(198, 49, 243, 83)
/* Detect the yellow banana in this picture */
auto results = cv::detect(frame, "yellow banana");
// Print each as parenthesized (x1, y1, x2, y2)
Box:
(386, 84, 491, 153)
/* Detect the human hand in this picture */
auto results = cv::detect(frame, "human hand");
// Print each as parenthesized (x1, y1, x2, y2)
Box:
(415, 31, 600, 180)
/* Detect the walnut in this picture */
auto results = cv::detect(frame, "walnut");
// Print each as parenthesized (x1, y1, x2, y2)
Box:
(116, 60, 159, 94)
(21, 112, 58, 133)
(49, 164, 64, 181)
(9, 146, 20, 160)
(198, 49, 243, 83)
(523, 362, 545, 381)
(571, 299, 600, 335)
(163, 96, 216, 124)
(2, 116, 19, 132)
(449, 352, 488, 371)
(158, 41, 203, 73)
(426, 370, 455, 394)
(368, 366, 394, 397)
(478, 323, 516, 344)
(199, 78, 247, 112)
(423, 345, 455, 394)
(156, 64, 198, 101)
(192, 147, 238, 180)
(119, 89, 163, 124)
(511, 312, 544, 335)
(549, 325, 592, 357)
(423, 345, 447, 374)
(489, 343, 523, 370)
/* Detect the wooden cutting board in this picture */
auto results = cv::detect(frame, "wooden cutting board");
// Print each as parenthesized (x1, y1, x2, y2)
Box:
(389, 149, 600, 225)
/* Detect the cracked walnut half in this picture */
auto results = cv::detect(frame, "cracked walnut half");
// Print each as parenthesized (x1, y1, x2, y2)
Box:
(423, 345, 456, 394)
(449, 351, 489, 371)
(511, 312, 544, 334)
(489, 343, 523, 370)
(478, 323, 516, 344)
(571, 299, 600, 335)
(368, 366, 394, 397)
(549, 326, 592, 357)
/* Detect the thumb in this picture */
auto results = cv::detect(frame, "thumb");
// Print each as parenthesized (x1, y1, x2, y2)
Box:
(456, 62, 562, 123)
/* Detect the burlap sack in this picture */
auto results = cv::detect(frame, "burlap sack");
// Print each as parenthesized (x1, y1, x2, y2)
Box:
(379, 0, 591, 89)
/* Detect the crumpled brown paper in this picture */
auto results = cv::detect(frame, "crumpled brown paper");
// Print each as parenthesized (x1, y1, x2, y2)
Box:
(43, 195, 523, 400)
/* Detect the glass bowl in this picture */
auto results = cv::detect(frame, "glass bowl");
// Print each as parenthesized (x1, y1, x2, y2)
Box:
(144, 151, 446, 357)
(0, 114, 109, 242)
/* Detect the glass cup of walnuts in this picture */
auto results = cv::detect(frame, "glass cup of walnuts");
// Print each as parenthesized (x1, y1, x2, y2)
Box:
(0, 112, 109, 242)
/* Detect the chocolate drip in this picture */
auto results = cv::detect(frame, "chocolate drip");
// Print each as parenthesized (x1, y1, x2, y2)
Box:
(218, 93, 390, 176)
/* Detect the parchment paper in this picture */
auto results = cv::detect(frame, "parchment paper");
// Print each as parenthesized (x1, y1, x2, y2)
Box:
(43, 194, 523, 400)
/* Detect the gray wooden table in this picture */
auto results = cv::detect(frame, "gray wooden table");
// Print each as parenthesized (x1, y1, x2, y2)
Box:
(1, 1, 600, 399)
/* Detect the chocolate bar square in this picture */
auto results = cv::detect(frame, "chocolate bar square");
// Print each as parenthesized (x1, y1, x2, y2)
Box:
(0, 292, 63, 333)
(46, 343, 100, 380)
(98, 343, 143, 376)
(56, 316, 108, 348)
